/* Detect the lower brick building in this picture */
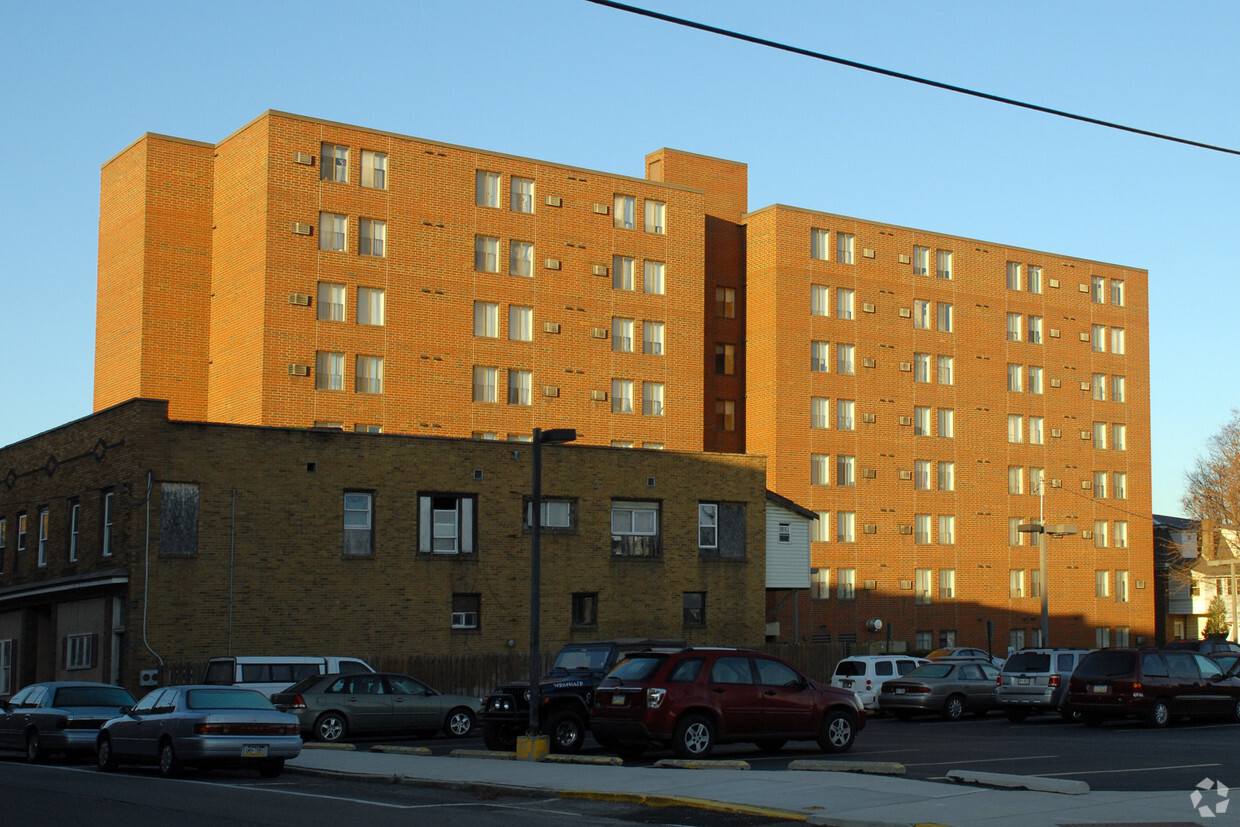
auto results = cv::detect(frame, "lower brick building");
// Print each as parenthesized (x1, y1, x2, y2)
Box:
(0, 399, 768, 695)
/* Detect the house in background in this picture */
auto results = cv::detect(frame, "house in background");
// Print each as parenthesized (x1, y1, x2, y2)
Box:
(1155, 514, 1240, 644)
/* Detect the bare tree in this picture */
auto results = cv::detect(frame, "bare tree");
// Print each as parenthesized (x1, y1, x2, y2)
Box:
(1183, 407, 1240, 550)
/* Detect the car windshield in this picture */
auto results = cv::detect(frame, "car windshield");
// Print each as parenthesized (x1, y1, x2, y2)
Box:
(905, 663, 954, 680)
(186, 689, 277, 710)
(834, 661, 866, 677)
(1003, 653, 1050, 673)
(282, 675, 328, 694)
(607, 655, 665, 682)
(52, 686, 135, 707)
(551, 646, 610, 672)
(1075, 651, 1135, 680)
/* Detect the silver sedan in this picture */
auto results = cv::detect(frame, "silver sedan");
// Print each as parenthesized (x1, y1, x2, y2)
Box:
(0, 682, 135, 762)
(878, 661, 1002, 720)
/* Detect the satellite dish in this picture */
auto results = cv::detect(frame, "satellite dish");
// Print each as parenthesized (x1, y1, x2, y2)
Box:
(866, 618, 883, 632)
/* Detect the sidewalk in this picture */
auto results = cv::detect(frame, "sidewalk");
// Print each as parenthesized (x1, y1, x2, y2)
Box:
(287, 745, 1219, 826)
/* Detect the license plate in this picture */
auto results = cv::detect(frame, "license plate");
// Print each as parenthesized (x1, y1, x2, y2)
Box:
(242, 744, 269, 758)
(1018, 678, 1030, 686)
(895, 687, 906, 694)
(1090, 684, 1108, 694)
(841, 680, 853, 688)
(611, 694, 626, 706)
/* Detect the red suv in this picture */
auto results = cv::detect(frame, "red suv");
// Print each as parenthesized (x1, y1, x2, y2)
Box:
(591, 648, 864, 759)
(1067, 648, 1240, 727)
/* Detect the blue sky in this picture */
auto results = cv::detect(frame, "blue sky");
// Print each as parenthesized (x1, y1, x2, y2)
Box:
(2, 0, 1235, 516)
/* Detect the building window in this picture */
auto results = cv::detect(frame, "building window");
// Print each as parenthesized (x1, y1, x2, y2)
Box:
(510, 240, 533, 277)
(319, 212, 346, 252)
(1009, 570, 1025, 599)
(1093, 422, 1107, 450)
(1096, 627, 1111, 648)
(716, 287, 736, 318)
(938, 408, 954, 438)
(65, 633, 96, 670)
(613, 256, 634, 290)
(476, 171, 501, 208)
(1111, 328, 1126, 354)
(1116, 570, 1129, 602)
(913, 246, 929, 276)
(698, 503, 718, 548)
(321, 143, 348, 182)
(837, 288, 855, 320)
(614, 194, 636, 230)
(811, 228, 830, 260)
(642, 382, 664, 416)
(419, 494, 476, 555)
(915, 630, 933, 650)
(811, 284, 829, 316)
(915, 515, 931, 546)
(837, 512, 855, 543)
(472, 366, 498, 403)
(936, 355, 953, 385)
(318, 282, 345, 321)
(683, 592, 706, 626)
(1092, 373, 1107, 401)
(914, 299, 931, 330)
(1007, 363, 1023, 393)
(1007, 262, 1022, 291)
(1115, 626, 1129, 647)
(811, 568, 830, 599)
(358, 287, 385, 326)
(613, 317, 634, 352)
(715, 343, 735, 375)
(101, 492, 113, 557)
(1115, 522, 1128, 549)
(1091, 276, 1105, 304)
(68, 502, 80, 563)
(716, 400, 735, 431)
(612, 379, 634, 414)
(359, 218, 385, 257)
(343, 492, 373, 556)
(1028, 316, 1043, 344)
(1095, 570, 1110, 599)
(838, 568, 856, 599)
(644, 200, 666, 233)
(915, 459, 931, 491)
(0, 639, 10, 694)
(475, 236, 499, 272)
(811, 341, 829, 372)
(1030, 467, 1044, 496)
(1006, 313, 1022, 342)
(159, 483, 199, 557)
(813, 511, 830, 542)
(1028, 366, 1043, 394)
(1009, 517, 1024, 546)
(836, 399, 854, 430)
(511, 176, 535, 213)
(1092, 324, 1106, 353)
(523, 498, 576, 531)
(507, 369, 532, 405)
(1030, 569, 1044, 599)
(1111, 279, 1125, 306)
(1008, 466, 1024, 495)
(938, 462, 955, 491)
(1115, 472, 1127, 500)
(1094, 520, 1109, 548)
(474, 302, 499, 338)
(1, 517, 7, 570)
(937, 302, 953, 333)
(37, 508, 49, 567)
(611, 500, 660, 557)
(1113, 423, 1127, 450)
(837, 232, 855, 264)
(915, 568, 933, 603)
(936, 250, 952, 279)
(452, 594, 481, 630)
(837, 455, 855, 487)
(572, 593, 598, 627)
(642, 321, 664, 355)
(509, 305, 533, 342)
(1029, 416, 1044, 444)
(1008, 415, 1024, 444)
(316, 351, 344, 391)
(1028, 265, 1042, 294)
(1094, 471, 1108, 498)
(913, 352, 930, 383)
(938, 516, 955, 546)
(643, 260, 666, 295)
(914, 406, 930, 436)
(837, 344, 855, 376)
(361, 150, 386, 189)
(811, 454, 829, 485)
(1112, 375, 1126, 402)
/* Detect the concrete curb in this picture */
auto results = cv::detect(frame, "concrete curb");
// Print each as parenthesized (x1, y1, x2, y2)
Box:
(652, 758, 751, 770)
(371, 745, 432, 756)
(945, 769, 1089, 795)
(541, 753, 624, 766)
(788, 760, 906, 776)
(301, 742, 357, 751)
(450, 748, 519, 760)
(558, 789, 804, 821)
(445, 748, 622, 766)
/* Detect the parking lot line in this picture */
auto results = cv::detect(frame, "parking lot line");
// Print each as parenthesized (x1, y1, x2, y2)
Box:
(1035, 762, 1220, 778)
(906, 754, 1057, 768)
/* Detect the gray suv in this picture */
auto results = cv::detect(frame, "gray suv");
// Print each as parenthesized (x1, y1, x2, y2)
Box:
(997, 648, 1092, 722)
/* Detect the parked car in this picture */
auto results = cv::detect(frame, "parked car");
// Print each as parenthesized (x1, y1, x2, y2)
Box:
(829, 655, 929, 712)
(272, 672, 482, 742)
(926, 647, 1005, 667)
(591, 647, 864, 759)
(879, 660, 1002, 720)
(0, 682, 135, 762)
(1165, 639, 1240, 656)
(202, 655, 375, 698)
(1209, 652, 1240, 675)
(997, 648, 1093, 722)
(96, 685, 301, 777)
(1067, 648, 1240, 728)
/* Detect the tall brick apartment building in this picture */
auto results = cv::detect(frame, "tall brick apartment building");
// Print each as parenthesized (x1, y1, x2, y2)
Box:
(85, 110, 1152, 656)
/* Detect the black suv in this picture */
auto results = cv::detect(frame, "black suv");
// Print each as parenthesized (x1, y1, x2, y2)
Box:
(481, 639, 683, 753)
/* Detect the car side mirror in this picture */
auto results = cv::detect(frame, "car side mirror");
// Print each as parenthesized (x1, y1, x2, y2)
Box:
(0, 702, 10, 713)
(119, 705, 133, 715)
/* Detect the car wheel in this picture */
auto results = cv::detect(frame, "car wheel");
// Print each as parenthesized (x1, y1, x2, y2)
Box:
(158, 740, 183, 778)
(258, 758, 285, 778)
(943, 695, 966, 721)
(314, 712, 348, 743)
(673, 714, 715, 759)
(755, 739, 787, 753)
(482, 722, 518, 752)
(544, 709, 586, 754)
(1005, 708, 1030, 723)
(817, 709, 856, 753)
(1148, 699, 1171, 728)
(1059, 705, 1082, 723)
(97, 735, 118, 772)
(25, 730, 43, 764)
(446, 707, 476, 738)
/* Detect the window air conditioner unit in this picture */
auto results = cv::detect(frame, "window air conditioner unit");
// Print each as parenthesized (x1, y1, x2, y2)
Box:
(1079, 283, 1090, 293)
(863, 468, 876, 479)
(898, 416, 912, 426)
(898, 254, 911, 264)
(898, 307, 912, 318)
(1082, 530, 1093, 539)
(862, 413, 876, 423)
(593, 203, 609, 214)
(542, 321, 561, 334)
(1051, 428, 1062, 438)
(591, 390, 608, 401)
(900, 579, 913, 589)
(862, 357, 876, 368)
(899, 362, 912, 372)
(591, 327, 608, 339)
(1049, 278, 1060, 288)
(293, 152, 314, 165)
(545, 195, 562, 207)
(863, 248, 876, 258)
(545, 258, 561, 270)
(899, 470, 913, 480)
(1081, 382, 1091, 391)
(287, 364, 309, 376)
(1080, 332, 1091, 342)
(291, 222, 313, 235)
(1049, 378, 1061, 388)
(542, 386, 559, 397)
(592, 264, 609, 277)
(1082, 480, 1093, 489)
(898, 525, 912, 535)
(863, 523, 877, 534)
(288, 293, 311, 306)
(863, 580, 877, 590)
(451, 612, 478, 629)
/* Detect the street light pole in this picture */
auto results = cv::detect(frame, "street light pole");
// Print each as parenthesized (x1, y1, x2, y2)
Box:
(1019, 522, 1078, 648)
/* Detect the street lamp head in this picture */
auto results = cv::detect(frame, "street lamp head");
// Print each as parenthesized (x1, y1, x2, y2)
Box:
(1017, 523, 1045, 534)
(1044, 524, 1079, 538)
(537, 428, 577, 445)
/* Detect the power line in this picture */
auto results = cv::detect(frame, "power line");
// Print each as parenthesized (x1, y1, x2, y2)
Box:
(584, 0, 1240, 157)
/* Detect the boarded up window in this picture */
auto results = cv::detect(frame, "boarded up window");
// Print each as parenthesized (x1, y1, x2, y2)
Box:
(160, 483, 199, 557)
(701, 502, 746, 559)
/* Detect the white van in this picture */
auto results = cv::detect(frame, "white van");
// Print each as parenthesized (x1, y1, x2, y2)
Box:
(202, 656, 375, 697)
(829, 655, 929, 711)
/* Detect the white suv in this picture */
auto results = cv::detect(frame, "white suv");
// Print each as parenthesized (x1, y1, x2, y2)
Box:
(829, 655, 929, 711)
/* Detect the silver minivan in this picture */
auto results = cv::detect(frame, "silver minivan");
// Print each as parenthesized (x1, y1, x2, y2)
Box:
(997, 648, 1092, 721)
(203, 656, 375, 698)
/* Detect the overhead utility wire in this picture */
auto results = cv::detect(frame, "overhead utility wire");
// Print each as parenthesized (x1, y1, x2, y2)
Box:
(585, 0, 1240, 157)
